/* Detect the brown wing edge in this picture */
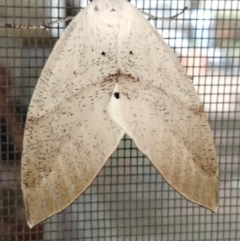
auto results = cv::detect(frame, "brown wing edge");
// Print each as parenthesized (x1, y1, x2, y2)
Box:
(126, 133, 219, 213)
(22, 132, 124, 228)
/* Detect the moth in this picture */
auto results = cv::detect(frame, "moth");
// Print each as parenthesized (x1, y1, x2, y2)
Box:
(21, 0, 219, 227)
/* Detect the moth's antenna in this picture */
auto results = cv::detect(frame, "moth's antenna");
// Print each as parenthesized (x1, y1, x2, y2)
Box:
(4, 2, 186, 31)
(5, 15, 76, 31)
(142, 6, 188, 21)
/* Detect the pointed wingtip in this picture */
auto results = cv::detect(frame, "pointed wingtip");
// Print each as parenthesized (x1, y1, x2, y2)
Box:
(27, 220, 34, 229)
(212, 205, 218, 213)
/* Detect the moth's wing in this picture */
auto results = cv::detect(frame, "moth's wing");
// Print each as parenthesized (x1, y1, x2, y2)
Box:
(108, 5, 218, 212)
(21, 5, 124, 228)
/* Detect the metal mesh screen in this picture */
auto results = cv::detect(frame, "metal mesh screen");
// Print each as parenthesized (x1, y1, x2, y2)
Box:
(0, 0, 239, 240)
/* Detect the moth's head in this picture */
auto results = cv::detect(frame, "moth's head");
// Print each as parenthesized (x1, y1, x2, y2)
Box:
(89, 0, 133, 12)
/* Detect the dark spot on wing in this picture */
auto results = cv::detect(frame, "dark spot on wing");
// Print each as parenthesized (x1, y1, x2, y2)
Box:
(190, 105, 205, 115)
(114, 92, 120, 99)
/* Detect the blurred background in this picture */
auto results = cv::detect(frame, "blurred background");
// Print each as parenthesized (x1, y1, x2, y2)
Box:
(0, 0, 239, 240)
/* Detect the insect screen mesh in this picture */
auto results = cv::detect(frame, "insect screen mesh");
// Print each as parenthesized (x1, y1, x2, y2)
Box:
(0, 0, 239, 240)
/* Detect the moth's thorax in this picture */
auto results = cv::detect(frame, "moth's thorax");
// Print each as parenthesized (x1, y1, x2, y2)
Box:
(88, 0, 139, 26)
(91, 0, 125, 14)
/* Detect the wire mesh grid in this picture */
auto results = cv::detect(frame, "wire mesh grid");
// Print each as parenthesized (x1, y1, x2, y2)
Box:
(0, 0, 239, 240)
